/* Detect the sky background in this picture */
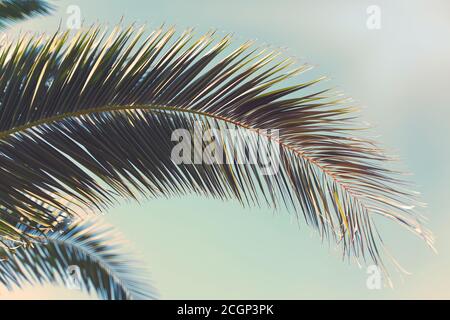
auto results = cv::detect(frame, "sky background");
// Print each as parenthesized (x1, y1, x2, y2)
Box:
(1, 0, 450, 299)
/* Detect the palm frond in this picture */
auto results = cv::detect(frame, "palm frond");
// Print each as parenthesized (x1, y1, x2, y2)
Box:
(0, 0, 53, 29)
(0, 25, 433, 272)
(0, 219, 157, 300)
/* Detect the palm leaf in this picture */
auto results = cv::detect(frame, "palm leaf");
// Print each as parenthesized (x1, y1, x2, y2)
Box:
(0, 219, 157, 300)
(0, 0, 53, 29)
(0, 25, 433, 273)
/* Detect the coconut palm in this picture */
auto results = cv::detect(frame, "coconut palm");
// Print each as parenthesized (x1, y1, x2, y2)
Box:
(0, 0, 433, 299)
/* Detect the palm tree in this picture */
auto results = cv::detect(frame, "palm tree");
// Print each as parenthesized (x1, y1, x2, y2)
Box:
(0, 0, 433, 298)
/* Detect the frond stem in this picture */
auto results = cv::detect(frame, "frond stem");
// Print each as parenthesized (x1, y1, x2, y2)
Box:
(0, 104, 351, 193)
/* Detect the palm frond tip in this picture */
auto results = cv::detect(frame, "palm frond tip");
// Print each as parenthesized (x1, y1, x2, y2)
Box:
(0, 25, 433, 272)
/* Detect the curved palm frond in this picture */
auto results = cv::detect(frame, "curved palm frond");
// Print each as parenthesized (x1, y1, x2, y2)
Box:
(0, 25, 433, 273)
(0, 0, 53, 30)
(0, 219, 157, 300)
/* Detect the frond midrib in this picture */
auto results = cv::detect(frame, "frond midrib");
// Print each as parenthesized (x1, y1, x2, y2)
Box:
(0, 103, 353, 199)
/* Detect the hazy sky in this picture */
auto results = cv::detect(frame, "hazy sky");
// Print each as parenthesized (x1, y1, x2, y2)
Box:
(2, 0, 450, 299)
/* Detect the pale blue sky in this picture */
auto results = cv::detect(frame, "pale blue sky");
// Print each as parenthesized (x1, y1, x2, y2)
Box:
(2, 0, 450, 299)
